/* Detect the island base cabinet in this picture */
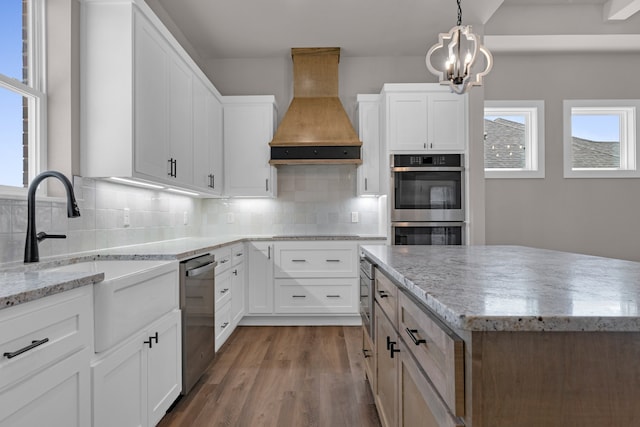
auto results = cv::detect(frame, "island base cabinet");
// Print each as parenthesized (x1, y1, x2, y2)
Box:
(93, 309, 181, 427)
(398, 340, 464, 427)
(375, 303, 398, 427)
(0, 347, 91, 427)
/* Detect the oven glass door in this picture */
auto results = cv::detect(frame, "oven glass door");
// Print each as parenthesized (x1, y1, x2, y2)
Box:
(392, 170, 463, 221)
(392, 222, 464, 245)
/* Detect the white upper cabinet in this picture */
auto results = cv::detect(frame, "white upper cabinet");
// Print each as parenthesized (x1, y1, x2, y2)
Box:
(193, 75, 224, 195)
(383, 84, 467, 153)
(357, 94, 382, 196)
(81, 0, 223, 195)
(223, 96, 277, 198)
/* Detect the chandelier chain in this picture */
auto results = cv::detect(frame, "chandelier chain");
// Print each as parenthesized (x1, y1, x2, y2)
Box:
(456, 0, 462, 26)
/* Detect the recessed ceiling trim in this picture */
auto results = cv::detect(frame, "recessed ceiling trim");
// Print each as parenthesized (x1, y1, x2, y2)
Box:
(604, 0, 640, 20)
(485, 34, 640, 52)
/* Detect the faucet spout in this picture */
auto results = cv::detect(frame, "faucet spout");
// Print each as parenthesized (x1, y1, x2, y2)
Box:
(24, 171, 81, 263)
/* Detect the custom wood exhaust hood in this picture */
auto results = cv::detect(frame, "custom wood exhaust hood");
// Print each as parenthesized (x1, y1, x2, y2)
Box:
(269, 48, 362, 165)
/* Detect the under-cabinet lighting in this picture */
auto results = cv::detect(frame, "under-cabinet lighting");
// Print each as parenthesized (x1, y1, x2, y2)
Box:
(109, 177, 164, 189)
(167, 188, 200, 196)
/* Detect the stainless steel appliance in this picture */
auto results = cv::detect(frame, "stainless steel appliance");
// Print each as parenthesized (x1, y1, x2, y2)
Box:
(359, 256, 375, 340)
(391, 154, 465, 245)
(179, 253, 217, 395)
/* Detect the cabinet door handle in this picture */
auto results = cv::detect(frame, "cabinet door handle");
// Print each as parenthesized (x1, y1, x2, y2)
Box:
(386, 335, 393, 351)
(363, 348, 371, 359)
(405, 328, 427, 345)
(144, 332, 158, 349)
(423, 142, 427, 149)
(268, 246, 271, 260)
(378, 290, 389, 299)
(167, 159, 173, 177)
(364, 177, 368, 191)
(174, 159, 177, 177)
(325, 259, 341, 263)
(265, 178, 269, 192)
(3, 338, 49, 359)
(232, 269, 238, 276)
(292, 295, 306, 298)
(389, 342, 400, 359)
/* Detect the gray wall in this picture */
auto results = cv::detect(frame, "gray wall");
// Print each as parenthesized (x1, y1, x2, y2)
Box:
(484, 52, 640, 262)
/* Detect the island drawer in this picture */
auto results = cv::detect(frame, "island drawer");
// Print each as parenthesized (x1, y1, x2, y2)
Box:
(274, 242, 357, 278)
(398, 290, 465, 417)
(375, 269, 398, 326)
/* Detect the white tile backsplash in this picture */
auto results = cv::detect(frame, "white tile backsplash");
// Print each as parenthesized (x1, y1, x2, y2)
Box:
(0, 165, 384, 265)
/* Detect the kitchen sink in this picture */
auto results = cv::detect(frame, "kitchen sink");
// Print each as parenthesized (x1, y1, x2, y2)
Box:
(47, 259, 179, 352)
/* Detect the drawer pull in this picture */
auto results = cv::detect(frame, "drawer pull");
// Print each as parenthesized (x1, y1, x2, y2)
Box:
(221, 288, 230, 294)
(291, 259, 306, 262)
(235, 252, 243, 257)
(219, 259, 229, 264)
(292, 295, 306, 298)
(405, 328, 427, 345)
(326, 295, 341, 298)
(3, 338, 49, 359)
(378, 290, 389, 299)
(390, 342, 400, 359)
(221, 322, 229, 329)
(325, 259, 341, 262)
(363, 348, 371, 359)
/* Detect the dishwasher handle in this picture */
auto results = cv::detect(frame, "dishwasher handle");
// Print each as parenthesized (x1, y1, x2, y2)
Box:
(186, 261, 217, 277)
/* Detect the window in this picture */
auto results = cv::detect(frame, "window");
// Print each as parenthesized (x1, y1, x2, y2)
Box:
(484, 101, 545, 178)
(0, 0, 46, 194)
(564, 100, 639, 178)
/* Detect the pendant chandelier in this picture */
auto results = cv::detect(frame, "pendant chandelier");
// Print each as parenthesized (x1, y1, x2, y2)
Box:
(425, 0, 493, 94)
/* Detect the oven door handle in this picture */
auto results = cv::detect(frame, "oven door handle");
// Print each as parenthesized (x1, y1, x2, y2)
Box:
(186, 261, 217, 277)
(391, 166, 464, 172)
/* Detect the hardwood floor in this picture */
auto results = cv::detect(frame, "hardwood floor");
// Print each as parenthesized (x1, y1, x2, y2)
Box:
(158, 326, 381, 427)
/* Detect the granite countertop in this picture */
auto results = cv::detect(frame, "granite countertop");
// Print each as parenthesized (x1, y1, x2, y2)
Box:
(0, 235, 386, 310)
(361, 244, 640, 332)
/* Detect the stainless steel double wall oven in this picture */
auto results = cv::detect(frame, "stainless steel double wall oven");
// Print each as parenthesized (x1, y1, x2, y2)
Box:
(391, 154, 465, 245)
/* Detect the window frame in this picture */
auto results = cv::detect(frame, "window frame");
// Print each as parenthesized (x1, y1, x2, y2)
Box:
(563, 100, 640, 179)
(0, 0, 47, 197)
(484, 100, 545, 179)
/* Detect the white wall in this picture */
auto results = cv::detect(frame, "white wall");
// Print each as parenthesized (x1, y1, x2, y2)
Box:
(484, 52, 640, 262)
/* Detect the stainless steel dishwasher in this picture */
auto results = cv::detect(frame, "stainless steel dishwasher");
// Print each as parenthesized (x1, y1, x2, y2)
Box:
(179, 253, 217, 395)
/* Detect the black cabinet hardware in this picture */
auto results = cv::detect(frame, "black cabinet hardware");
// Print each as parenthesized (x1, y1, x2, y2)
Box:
(386, 335, 393, 351)
(233, 269, 238, 276)
(326, 295, 340, 298)
(292, 259, 306, 262)
(221, 322, 229, 329)
(363, 348, 371, 359)
(390, 342, 400, 359)
(325, 259, 341, 262)
(3, 338, 49, 359)
(405, 328, 427, 345)
(221, 288, 229, 294)
(144, 332, 159, 348)
(378, 290, 389, 298)
(292, 295, 306, 298)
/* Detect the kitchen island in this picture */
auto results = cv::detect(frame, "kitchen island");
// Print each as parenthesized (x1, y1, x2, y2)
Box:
(361, 244, 640, 427)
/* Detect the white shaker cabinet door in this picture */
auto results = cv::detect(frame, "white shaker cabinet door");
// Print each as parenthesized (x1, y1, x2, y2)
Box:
(388, 92, 428, 152)
(134, 10, 170, 180)
(357, 95, 381, 196)
(247, 242, 274, 314)
(224, 97, 277, 197)
(167, 54, 194, 186)
(193, 76, 223, 195)
(428, 92, 466, 152)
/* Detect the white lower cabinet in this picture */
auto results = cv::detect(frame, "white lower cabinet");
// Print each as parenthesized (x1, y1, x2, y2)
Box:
(92, 309, 181, 427)
(274, 278, 358, 314)
(247, 242, 274, 315)
(214, 300, 232, 352)
(0, 286, 93, 427)
(230, 246, 246, 326)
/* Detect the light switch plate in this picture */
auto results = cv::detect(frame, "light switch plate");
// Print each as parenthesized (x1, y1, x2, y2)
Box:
(351, 212, 359, 223)
(227, 212, 235, 224)
(123, 208, 130, 227)
(183, 211, 188, 225)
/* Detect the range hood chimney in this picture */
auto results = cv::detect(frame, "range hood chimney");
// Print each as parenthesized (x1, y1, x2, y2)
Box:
(269, 48, 362, 165)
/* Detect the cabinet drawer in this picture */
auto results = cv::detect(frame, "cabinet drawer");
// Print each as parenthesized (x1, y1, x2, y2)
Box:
(213, 246, 232, 274)
(215, 268, 232, 308)
(375, 269, 398, 326)
(274, 242, 357, 278)
(214, 300, 232, 351)
(231, 244, 245, 266)
(275, 279, 358, 314)
(399, 340, 464, 427)
(398, 290, 464, 417)
(0, 287, 93, 389)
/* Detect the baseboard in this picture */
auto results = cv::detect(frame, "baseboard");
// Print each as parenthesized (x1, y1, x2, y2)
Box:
(238, 315, 362, 326)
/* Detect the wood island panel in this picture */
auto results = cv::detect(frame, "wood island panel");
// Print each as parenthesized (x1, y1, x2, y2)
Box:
(469, 331, 640, 427)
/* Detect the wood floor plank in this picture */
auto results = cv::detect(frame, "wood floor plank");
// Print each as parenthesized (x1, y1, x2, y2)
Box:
(157, 326, 381, 427)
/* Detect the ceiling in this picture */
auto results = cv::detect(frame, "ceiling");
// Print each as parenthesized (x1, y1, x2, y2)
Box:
(153, 0, 640, 59)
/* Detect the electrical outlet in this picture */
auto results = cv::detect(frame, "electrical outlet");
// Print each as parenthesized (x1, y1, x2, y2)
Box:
(123, 208, 130, 227)
(227, 212, 235, 224)
(351, 211, 359, 223)
(183, 211, 188, 225)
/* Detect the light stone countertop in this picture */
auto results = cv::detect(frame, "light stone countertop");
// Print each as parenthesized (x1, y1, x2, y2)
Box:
(0, 235, 385, 309)
(361, 244, 640, 332)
